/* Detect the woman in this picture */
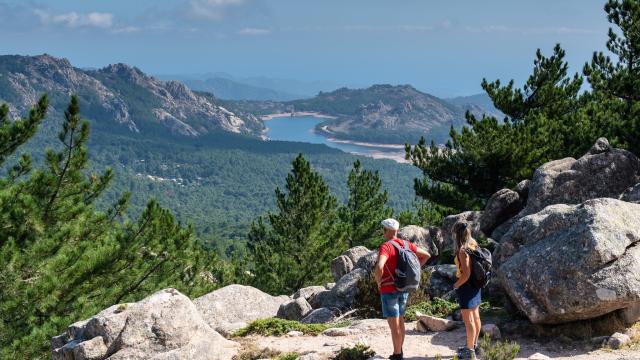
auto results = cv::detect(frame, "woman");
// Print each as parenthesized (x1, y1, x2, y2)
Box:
(452, 223, 482, 360)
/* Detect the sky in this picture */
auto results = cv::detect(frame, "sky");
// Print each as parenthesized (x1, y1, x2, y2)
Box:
(0, 0, 612, 97)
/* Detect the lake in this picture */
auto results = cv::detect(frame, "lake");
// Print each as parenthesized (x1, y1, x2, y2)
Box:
(264, 116, 407, 162)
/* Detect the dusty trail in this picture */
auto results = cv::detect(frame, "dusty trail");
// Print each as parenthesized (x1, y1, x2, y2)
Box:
(248, 319, 640, 360)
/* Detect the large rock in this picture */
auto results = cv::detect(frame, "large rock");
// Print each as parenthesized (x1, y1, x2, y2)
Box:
(330, 268, 368, 307)
(441, 211, 484, 251)
(415, 312, 461, 332)
(520, 138, 640, 217)
(294, 286, 327, 301)
(330, 255, 354, 282)
(495, 198, 640, 324)
(52, 288, 238, 360)
(620, 183, 640, 203)
(354, 251, 378, 273)
(342, 246, 371, 266)
(309, 289, 348, 310)
(398, 225, 442, 259)
(194, 284, 288, 334)
(300, 308, 337, 324)
(425, 265, 457, 298)
(277, 297, 313, 321)
(480, 189, 522, 236)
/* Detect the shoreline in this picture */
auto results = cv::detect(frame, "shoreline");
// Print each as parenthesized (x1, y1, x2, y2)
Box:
(261, 112, 337, 121)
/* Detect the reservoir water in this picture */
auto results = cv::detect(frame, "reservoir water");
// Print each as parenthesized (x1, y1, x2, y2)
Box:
(265, 116, 406, 162)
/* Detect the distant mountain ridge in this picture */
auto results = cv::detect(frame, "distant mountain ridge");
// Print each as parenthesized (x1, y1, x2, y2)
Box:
(182, 77, 304, 101)
(0, 54, 264, 138)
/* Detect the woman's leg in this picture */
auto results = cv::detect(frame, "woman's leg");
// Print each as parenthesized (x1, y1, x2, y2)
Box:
(461, 309, 476, 349)
(472, 306, 481, 346)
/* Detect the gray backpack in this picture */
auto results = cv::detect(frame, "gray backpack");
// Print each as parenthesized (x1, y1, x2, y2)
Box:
(387, 240, 421, 291)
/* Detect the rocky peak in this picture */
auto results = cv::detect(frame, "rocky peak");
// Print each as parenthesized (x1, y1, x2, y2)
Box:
(98, 63, 149, 84)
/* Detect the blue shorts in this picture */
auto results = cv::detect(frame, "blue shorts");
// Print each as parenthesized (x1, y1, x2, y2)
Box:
(456, 282, 482, 309)
(380, 291, 409, 318)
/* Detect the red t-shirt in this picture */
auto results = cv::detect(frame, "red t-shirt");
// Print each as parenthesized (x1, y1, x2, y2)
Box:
(378, 238, 418, 294)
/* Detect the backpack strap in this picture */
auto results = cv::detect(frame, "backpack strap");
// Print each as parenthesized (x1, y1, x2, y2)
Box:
(381, 240, 401, 287)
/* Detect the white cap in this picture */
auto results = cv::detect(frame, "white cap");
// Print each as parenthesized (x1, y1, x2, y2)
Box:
(381, 218, 400, 231)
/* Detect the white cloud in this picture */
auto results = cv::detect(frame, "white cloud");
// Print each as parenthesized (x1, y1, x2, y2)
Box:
(34, 9, 114, 29)
(237, 27, 269, 35)
(187, 0, 244, 20)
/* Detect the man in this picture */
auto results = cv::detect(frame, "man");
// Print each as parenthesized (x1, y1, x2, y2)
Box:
(375, 218, 431, 360)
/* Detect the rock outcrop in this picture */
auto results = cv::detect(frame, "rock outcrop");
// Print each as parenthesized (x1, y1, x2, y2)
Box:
(480, 188, 523, 236)
(277, 297, 313, 321)
(519, 138, 640, 218)
(331, 255, 354, 282)
(194, 284, 288, 336)
(0, 54, 264, 138)
(425, 265, 457, 298)
(441, 211, 484, 250)
(495, 198, 640, 324)
(52, 288, 238, 360)
(330, 247, 372, 281)
(398, 225, 442, 259)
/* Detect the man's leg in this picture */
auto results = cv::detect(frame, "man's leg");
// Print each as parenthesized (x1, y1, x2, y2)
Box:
(399, 317, 406, 350)
(386, 316, 402, 355)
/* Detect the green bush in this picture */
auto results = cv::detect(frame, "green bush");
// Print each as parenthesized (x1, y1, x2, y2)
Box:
(405, 297, 459, 321)
(277, 353, 300, 360)
(479, 333, 520, 360)
(353, 271, 432, 318)
(233, 318, 349, 337)
(332, 344, 376, 360)
(233, 345, 283, 360)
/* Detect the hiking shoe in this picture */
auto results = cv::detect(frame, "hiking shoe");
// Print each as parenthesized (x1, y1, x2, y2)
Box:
(474, 342, 483, 358)
(457, 347, 476, 360)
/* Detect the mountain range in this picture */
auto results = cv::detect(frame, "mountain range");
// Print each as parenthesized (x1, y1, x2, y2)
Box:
(0, 54, 264, 139)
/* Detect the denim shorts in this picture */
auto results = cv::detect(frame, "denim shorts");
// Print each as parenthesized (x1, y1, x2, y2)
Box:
(456, 282, 482, 309)
(380, 291, 409, 318)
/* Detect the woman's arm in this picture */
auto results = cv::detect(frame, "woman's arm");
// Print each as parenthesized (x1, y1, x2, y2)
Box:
(453, 249, 471, 289)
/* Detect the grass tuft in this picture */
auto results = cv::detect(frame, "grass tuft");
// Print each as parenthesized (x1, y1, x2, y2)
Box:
(479, 333, 520, 360)
(331, 344, 375, 360)
(234, 317, 350, 337)
(405, 297, 459, 321)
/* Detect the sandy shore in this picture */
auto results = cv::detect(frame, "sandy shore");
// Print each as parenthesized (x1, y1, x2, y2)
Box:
(326, 138, 406, 150)
(261, 112, 337, 121)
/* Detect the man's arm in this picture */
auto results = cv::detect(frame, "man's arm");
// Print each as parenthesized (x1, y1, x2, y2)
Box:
(374, 253, 388, 289)
(415, 247, 431, 266)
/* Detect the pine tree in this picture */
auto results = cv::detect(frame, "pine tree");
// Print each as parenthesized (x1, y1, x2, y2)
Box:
(406, 45, 590, 211)
(338, 160, 393, 249)
(584, 0, 640, 154)
(247, 154, 344, 294)
(0, 95, 224, 358)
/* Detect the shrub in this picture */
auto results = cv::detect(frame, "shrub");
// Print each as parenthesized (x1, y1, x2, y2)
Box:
(332, 344, 376, 360)
(479, 333, 520, 360)
(405, 297, 459, 321)
(353, 271, 432, 318)
(233, 345, 282, 360)
(277, 353, 301, 360)
(234, 318, 349, 337)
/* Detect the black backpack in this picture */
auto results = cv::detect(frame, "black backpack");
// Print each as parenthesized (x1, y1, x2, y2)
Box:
(466, 247, 492, 288)
(387, 240, 421, 291)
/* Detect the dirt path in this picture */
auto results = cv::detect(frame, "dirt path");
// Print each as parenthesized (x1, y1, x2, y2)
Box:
(249, 319, 640, 359)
